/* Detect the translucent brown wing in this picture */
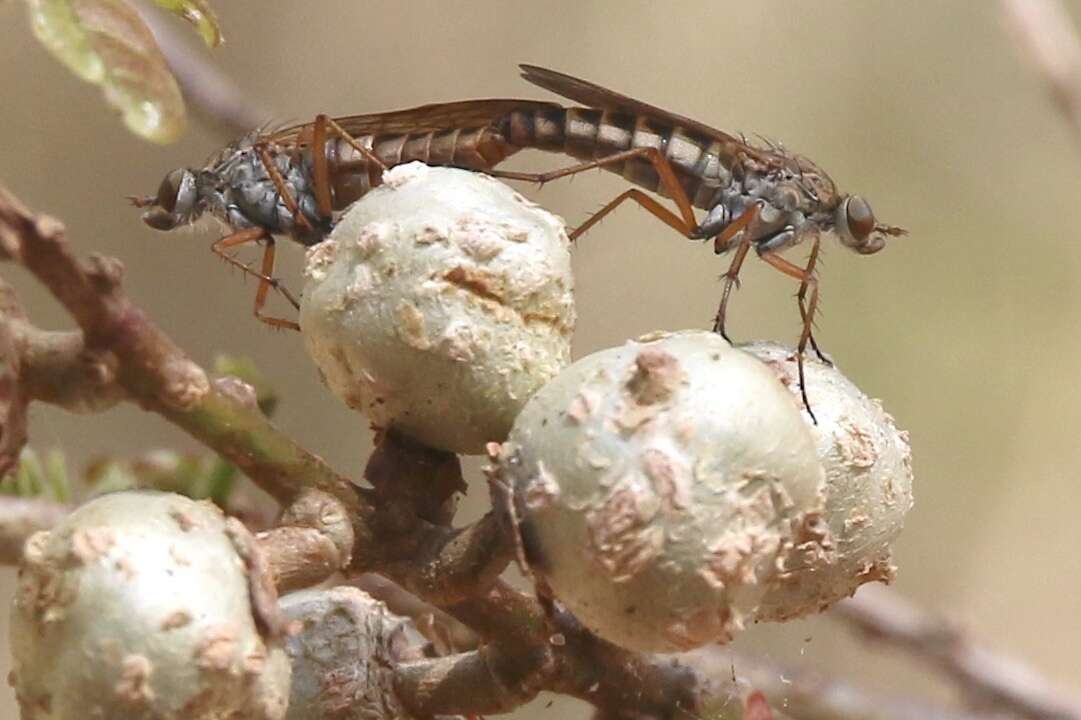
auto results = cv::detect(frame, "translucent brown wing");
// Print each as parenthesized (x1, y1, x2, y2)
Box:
(268, 99, 561, 145)
(519, 64, 763, 159)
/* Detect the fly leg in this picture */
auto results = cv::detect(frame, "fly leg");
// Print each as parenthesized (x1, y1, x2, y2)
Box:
(710, 203, 762, 341)
(212, 228, 301, 331)
(758, 249, 823, 422)
(252, 239, 301, 330)
(309, 114, 389, 219)
(211, 227, 278, 285)
(486, 146, 699, 241)
(796, 235, 830, 365)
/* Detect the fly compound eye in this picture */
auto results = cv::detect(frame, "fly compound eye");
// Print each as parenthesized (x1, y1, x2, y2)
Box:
(156, 168, 197, 217)
(142, 169, 196, 230)
(836, 195, 886, 254)
(845, 195, 876, 241)
(156, 169, 185, 213)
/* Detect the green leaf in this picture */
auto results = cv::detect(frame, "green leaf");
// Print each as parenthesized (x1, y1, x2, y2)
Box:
(203, 458, 237, 505)
(83, 456, 140, 495)
(152, 0, 222, 48)
(2, 448, 72, 501)
(84, 450, 238, 503)
(9, 449, 44, 496)
(42, 449, 71, 501)
(25, 0, 187, 143)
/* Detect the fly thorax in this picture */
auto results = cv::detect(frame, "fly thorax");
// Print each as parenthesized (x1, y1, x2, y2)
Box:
(219, 150, 304, 235)
(723, 164, 776, 207)
(762, 179, 802, 212)
(762, 185, 804, 226)
(279, 158, 326, 240)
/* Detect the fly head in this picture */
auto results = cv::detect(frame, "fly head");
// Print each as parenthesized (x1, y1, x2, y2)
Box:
(834, 195, 906, 255)
(132, 168, 200, 231)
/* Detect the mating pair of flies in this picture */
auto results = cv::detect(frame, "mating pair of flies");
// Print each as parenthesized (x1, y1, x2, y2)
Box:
(133, 64, 905, 420)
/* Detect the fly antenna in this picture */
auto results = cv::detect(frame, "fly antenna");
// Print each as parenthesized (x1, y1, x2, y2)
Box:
(876, 223, 908, 237)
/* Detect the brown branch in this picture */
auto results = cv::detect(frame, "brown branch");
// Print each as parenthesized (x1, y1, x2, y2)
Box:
(1002, 0, 1081, 150)
(357, 433, 514, 604)
(16, 326, 125, 412)
(135, 1, 270, 138)
(438, 583, 709, 718)
(0, 181, 583, 715)
(259, 525, 342, 593)
(375, 513, 513, 606)
(0, 273, 125, 477)
(393, 585, 718, 719)
(0, 276, 30, 474)
(0, 496, 71, 565)
(395, 643, 553, 717)
(358, 427, 722, 718)
(0, 184, 517, 607)
(351, 574, 479, 653)
(12, 175, 1062, 720)
(260, 490, 355, 593)
(364, 429, 465, 527)
(834, 585, 1081, 720)
(0, 181, 370, 518)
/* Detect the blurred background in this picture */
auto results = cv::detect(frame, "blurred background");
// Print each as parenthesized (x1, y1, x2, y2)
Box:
(2, 1, 1080, 716)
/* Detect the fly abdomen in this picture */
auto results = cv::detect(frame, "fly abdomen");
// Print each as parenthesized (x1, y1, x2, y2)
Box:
(500, 106, 568, 152)
(666, 128, 717, 180)
(595, 111, 636, 155)
(327, 126, 522, 209)
(501, 105, 648, 163)
(617, 115, 666, 192)
(562, 108, 604, 162)
(424, 126, 516, 168)
(499, 106, 722, 208)
(401, 133, 434, 164)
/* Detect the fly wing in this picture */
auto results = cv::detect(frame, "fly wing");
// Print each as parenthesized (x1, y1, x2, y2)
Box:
(519, 64, 763, 160)
(268, 99, 561, 145)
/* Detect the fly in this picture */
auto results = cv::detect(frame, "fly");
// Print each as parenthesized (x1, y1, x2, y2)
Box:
(134, 66, 904, 419)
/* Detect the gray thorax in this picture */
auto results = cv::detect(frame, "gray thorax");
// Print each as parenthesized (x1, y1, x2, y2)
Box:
(200, 145, 329, 245)
(696, 161, 834, 254)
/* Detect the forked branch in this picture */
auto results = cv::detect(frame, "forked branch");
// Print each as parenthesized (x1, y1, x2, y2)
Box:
(2, 178, 1078, 720)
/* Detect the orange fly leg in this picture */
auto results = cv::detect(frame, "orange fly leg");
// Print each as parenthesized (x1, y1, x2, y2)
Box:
(487, 145, 699, 240)
(253, 239, 301, 330)
(796, 235, 830, 364)
(211, 229, 301, 330)
(759, 249, 822, 422)
(310, 115, 334, 220)
(571, 188, 689, 241)
(712, 239, 751, 341)
(710, 203, 761, 340)
(211, 227, 273, 280)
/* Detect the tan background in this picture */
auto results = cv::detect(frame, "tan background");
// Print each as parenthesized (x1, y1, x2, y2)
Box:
(2, 1, 1081, 716)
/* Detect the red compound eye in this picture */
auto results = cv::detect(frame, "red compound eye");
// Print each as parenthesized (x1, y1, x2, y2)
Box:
(845, 195, 876, 240)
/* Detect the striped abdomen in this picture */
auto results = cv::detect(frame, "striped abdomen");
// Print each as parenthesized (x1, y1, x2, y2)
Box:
(323, 126, 523, 209)
(498, 107, 731, 210)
